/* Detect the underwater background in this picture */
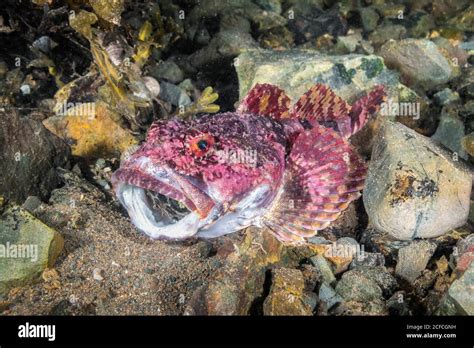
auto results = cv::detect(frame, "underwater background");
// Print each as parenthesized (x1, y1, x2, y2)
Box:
(0, 0, 473, 316)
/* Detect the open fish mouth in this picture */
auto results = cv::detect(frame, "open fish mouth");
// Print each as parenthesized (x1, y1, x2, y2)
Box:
(112, 158, 220, 240)
(145, 190, 191, 223)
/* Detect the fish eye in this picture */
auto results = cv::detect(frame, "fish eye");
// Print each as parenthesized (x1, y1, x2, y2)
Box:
(189, 134, 214, 157)
(197, 139, 208, 151)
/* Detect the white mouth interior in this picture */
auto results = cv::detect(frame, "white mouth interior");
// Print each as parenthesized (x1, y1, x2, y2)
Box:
(117, 181, 273, 240)
(197, 184, 272, 238)
(119, 184, 206, 239)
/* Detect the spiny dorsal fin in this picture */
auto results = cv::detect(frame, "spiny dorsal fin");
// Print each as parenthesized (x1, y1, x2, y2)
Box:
(290, 84, 351, 124)
(289, 84, 386, 138)
(348, 85, 386, 137)
(237, 83, 291, 119)
(238, 83, 386, 140)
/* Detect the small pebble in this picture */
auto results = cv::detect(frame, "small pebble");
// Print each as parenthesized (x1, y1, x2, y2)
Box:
(20, 84, 31, 95)
(95, 158, 106, 169)
(22, 196, 42, 213)
(93, 268, 104, 281)
(69, 294, 79, 305)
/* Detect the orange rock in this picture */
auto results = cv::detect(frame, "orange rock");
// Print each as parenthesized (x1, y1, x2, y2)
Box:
(43, 102, 138, 159)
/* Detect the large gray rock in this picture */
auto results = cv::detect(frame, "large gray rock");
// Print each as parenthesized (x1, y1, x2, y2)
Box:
(363, 121, 472, 240)
(0, 109, 70, 203)
(236, 49, 412, 103)
(0, 205, 64, 295)
(236, 49, 418, 157)
(380, 39, 458, 89)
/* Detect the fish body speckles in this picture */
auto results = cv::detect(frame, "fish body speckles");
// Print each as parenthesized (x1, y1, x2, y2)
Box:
(112, 83, 386, 245)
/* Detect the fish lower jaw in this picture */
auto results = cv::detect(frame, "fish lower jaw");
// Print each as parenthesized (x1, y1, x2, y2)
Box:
(117, 184, 213, 240)
(116, 182, 273, 241)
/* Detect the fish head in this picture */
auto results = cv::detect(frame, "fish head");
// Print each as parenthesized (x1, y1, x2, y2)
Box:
(112, 113, 286, 240)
